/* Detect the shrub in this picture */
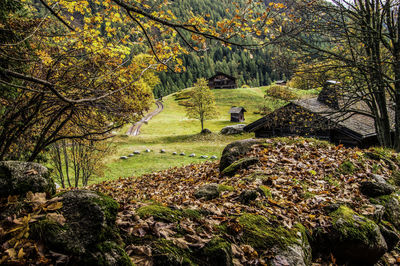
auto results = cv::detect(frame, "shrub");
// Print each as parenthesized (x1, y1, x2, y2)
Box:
(265, 85, 296, 101)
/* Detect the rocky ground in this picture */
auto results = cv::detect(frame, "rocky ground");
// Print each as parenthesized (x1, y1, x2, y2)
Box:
(1, 137, 400, 265)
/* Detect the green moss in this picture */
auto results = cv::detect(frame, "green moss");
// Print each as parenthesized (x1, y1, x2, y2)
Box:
(93, 191, 119, 224)
(369, 194, 395, 205)
(31, 219, 66, 242)
(218, 184, 234, 192)
(330, 206, 378, 243)
(221, 157, 259, 177)
(238, 213, 297, 250)
(338, 160, 356, 175)
(182, 209, 202, 220)
(259, 185, 272, 198)
(95, 241, 133, 266)
(153, 239, 194, 265)
(203, 237, 233, 266)
(391, 171, 400, 186)
(136, 204, 182, 222)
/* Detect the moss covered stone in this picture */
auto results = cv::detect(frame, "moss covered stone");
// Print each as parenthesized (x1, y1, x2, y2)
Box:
(268, 224, 311, 266)
(313, 206, 387, 264)
(330, 206, 380, 243)
(238, 213, 297, 251)
(193, 184, 219, 200)
(202, 237, 233, 266)
(153, 239, 194, 266)
(182, 209, 202, 220)
(92, 241, 133, 266)
(217, 184, 234, 192)
(221, 157, 259, 177)
(219, 139, 261, 172)
(136, 204, 182, 222)
(369, 194, 400, 230)
(0, 161, 56, 197)
(30, 190, 126, 265)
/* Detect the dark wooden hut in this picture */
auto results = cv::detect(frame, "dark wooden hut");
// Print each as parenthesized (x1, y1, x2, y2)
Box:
(229, 107, 246, 122)
(244, 81, 388, 148)
(208, 72, 237, 89)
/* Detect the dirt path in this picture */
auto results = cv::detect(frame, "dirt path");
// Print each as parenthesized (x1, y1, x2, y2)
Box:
(126, 100, 164, 136)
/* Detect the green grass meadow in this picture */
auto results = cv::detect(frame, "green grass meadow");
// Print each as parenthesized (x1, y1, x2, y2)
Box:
(91, 85, 317, 184)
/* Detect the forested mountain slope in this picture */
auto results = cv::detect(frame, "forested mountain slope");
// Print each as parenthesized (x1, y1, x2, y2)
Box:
(153, 0, 290, 97)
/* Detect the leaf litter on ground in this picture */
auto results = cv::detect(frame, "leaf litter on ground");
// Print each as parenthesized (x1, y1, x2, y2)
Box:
(89, 137, 400, 265)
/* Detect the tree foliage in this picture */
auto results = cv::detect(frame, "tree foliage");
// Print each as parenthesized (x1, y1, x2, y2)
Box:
(275, 0, 400, 150)
(185, 78, 218, 131)
(0, 0, 290, 160)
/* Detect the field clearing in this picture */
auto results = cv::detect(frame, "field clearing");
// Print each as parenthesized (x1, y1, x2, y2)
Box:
(93, 86, 317, 184)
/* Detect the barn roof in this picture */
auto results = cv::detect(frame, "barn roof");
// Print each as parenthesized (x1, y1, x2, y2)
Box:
(292, 98, 378, 138)
(244, 97, 394, 140)
(229, 107, 247, 114)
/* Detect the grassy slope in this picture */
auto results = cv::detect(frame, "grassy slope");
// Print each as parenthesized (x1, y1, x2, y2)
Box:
(93, 86, 317, 184)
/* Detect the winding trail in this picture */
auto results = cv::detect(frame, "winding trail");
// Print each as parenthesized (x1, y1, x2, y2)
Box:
(126, 100, 164, 136)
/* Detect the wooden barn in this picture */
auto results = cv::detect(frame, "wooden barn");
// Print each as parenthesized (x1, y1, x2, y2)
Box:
(229, 107, 246, 122)
(244, 82, 386, 148)
(208, 72, 237, 89)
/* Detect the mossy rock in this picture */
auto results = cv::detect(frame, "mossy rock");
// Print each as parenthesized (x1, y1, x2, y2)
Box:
(193, 184, 219, 200)
(0, 161, 56, 197)
(201, 237, 233, 266)
(313, 206, 387, 264)
(153, 239, 195, 266)
(370, 194, 400, 230)
(238, 213, 297, 250)
(238, 214, 310, 264)
(136, 204, 182, 223)
(217, 184, 234, 193)
(91, 241, 133, 266)
(221, 157, 260, 177)
(219, 139, 262, 172)
(31, 190, 125, 265)
(182, 209, 202, 220)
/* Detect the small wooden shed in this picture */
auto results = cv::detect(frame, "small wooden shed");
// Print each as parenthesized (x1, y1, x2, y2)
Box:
(208, 72, 237, 89)
(229, 107, 246, 122)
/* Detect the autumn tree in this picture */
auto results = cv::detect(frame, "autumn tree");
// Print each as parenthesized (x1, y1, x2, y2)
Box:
(272, 0, 400, 150)
(185, 78, 218, 132)
(0, 0, 292, 160)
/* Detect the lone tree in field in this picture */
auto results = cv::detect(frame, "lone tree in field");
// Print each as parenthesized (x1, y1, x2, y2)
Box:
(186, 78, 218, 132)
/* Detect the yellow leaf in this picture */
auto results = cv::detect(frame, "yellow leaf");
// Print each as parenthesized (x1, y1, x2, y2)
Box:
(17, 248, 25, 259)
(45, 202, 63, 211)
(5, 248, 16, 259)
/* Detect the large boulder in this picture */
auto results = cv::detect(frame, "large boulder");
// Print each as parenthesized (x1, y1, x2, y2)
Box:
(238, 214, 311, 265)
(220, 124, 246, 135)
(0, 161, 55, 197)
(31, 190, 131, 265)
(219, 139, 261, 173)
(312, 206, 387, 264)
(379, 195, 400, 230)
(194, 183, 219, 200)
(360, 181, 395, 197)
(221, 157, 260, 177)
